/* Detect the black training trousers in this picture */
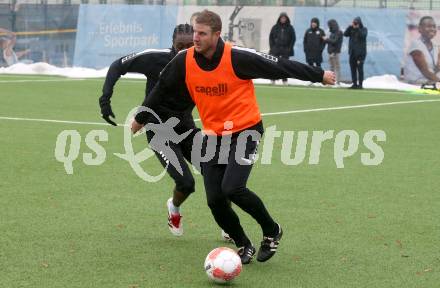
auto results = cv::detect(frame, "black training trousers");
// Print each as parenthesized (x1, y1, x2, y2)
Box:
(349, 54, 365, 87)
(146, 128, 200, 195)
(201, 124, 277, 247)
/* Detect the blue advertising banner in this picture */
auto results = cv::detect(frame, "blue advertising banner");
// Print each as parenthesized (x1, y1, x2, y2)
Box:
(292, 8, 407, 81)
(72, 5, 410, 78)
(73, 5, 178, 69)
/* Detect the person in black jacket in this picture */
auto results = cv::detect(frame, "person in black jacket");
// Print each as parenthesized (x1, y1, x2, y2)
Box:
(98, 24, 201, 237)
(344, 16, 368, 89)
(303, 17, 326, 67)
(324, 19, 343, 84)
(132, 10, 335, 265)
(269, 12, 296, 84)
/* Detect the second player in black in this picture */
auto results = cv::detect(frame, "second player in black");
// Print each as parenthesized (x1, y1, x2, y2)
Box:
(98, 24, 199, 237)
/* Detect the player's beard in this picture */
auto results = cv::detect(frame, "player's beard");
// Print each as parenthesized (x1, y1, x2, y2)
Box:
(194, 41, 206, 54)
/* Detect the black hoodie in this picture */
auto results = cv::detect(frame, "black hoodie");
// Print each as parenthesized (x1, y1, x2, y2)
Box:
(343, 16, 368, 59)
(269, 12, 296, 57)
(303, 17, 326, 62)
(325, 19, 343, 54)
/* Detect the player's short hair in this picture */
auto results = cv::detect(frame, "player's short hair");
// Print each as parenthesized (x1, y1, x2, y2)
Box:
(172, 24, 193, 42)
(190, 11, 202, 24)
(172, 24, 194, 51)
(419, 16, 435, 26)
(194, 9, 222, 33)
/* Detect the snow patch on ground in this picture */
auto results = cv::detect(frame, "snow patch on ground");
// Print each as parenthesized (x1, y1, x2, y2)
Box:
(0, 62, 421, 91)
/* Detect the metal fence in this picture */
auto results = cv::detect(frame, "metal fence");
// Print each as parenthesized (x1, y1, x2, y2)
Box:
(0, 0, 439, 9)
(0, 0, 438, 67)
(327, 0, 439, 9)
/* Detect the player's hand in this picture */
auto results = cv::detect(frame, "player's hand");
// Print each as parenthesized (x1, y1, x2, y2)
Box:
(101, 105, 117, 126)
(99, 97, 117, 126)
(131, 119, 144, 134)
(322, 70, 336, 85)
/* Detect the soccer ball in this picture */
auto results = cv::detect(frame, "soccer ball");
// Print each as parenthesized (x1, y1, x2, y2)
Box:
(204, 247, 242, 283)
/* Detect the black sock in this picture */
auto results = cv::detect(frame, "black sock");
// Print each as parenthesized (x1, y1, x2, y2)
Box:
(235, 236, 252, 248)
(266, 223, 279, 238)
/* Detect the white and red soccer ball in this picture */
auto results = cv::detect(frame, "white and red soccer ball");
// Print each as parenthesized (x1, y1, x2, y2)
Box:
(204, 247, 242, 283)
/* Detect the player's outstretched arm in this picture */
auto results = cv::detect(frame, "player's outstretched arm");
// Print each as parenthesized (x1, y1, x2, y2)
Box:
(231, 46, 327, 83)
(99, 59, 124, 126)
(99, 51, 160, 126)
(134, 53, 185, 128)
(131, 79, 168, 134)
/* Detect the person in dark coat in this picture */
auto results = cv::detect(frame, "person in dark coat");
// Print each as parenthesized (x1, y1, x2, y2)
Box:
(324, 19, 343, 84)
(303, 17, 326, 67)
(344, 16, 368, 89)
(269, 12, 296, 84)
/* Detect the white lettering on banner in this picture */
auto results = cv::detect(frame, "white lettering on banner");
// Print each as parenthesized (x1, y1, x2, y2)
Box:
(104, 34, 160, 48)
(99, 22, 143, 34)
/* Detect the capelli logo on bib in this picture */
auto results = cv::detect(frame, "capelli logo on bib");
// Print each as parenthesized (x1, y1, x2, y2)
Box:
(195, 83, 228, 96)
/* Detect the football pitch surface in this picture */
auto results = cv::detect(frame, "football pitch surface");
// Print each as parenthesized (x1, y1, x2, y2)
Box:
(1, 74, 439, 287)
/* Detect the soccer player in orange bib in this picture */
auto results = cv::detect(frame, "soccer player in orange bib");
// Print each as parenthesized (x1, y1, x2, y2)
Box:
(132, 10, 335, 264)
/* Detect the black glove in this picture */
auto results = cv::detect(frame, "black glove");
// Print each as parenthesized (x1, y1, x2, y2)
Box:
(99, 96, 117, 126)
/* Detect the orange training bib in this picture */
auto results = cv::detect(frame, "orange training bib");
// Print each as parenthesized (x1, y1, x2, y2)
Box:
(185, 42, 261, 135)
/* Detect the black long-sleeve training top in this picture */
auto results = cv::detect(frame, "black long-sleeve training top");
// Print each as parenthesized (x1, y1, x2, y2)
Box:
(135, 38, 324, 125)
(101, 48, 174, 101)
(99, 47, 197, 130)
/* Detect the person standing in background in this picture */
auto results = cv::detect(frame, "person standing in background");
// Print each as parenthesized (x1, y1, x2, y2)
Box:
(344, 16, 368, 89)
(269, 12, 296, 85)
(303, 18, 326, 68)
(324, 19, 343, 84)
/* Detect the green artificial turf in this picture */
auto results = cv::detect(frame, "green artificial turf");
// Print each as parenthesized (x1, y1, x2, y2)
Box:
(0, 75, 439, 287)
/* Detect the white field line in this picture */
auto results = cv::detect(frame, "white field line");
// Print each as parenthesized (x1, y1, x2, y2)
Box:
(260, 99, 440, 116)
(0, 79, 86, 83)
(256, 84, 414, 95)
(0, 77, 423, 95)
(0, 99, 439, 127)
(0, 78, 419, 96)
(0, 117, 110, 126)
